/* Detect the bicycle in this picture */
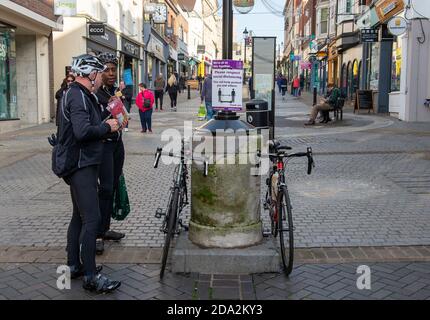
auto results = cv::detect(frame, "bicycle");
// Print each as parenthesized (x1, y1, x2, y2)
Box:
(153, 140, 208, 279)
(261, 140, 315, 276)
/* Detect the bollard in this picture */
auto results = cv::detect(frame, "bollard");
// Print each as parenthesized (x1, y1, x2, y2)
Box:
(188, 85, 191, 100)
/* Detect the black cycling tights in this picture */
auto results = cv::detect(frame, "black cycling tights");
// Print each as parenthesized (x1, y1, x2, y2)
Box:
(66, 165, 100, 277)
(98, 140, 125, 237)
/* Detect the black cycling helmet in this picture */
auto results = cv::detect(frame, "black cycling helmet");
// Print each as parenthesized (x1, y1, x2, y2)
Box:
(97, 52, 119, 66)
(71, 54, 106, 77)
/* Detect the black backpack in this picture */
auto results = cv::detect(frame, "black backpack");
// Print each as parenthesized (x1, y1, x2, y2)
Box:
(143, 90, 151, 108)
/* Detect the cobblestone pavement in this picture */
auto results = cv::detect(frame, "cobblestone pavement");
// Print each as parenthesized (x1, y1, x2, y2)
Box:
(1, 89, 430, 301)
(0, 91, 429, 248)
(0, 261, 429, 300)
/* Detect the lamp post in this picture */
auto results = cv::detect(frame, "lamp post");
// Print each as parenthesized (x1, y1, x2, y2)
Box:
(243, 27, 249, 83)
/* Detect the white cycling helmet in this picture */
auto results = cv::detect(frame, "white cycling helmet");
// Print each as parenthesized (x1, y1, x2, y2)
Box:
(71, 54, 106, 77)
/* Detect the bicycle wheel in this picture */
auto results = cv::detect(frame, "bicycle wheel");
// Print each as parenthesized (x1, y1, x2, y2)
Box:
(278, 186, 294, 276)
(160, 187, 180, 279)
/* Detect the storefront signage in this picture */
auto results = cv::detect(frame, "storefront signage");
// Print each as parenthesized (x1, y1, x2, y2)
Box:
(89, 27, 117, 50)
(375, 0, 405, 24)
(54, 0, 77, 16)
(121, 37, 140, 58)
(165, 27, 173, 37)
(88, 23, 105, 36)
(356, 8, 380, 29)
(169, 47, 178, 61)
(300, 61, 312, 70)
(388, 16, 408, 36)
(178, 53, 185, 61)
(148, 36, 165, 62)
(360, 28, 379, 43)
(212, 60, 243, 111)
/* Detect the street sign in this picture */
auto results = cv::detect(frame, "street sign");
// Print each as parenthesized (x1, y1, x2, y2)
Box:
(360, 28, 379, 43)
(88, 23, 105, 36)
(212, 60, 243, 111)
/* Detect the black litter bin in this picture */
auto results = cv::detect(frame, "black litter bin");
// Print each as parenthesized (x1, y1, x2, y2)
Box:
(246, 100, 269, 129)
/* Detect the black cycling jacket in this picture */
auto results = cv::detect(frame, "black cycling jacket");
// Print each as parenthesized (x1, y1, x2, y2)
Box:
(95, 85, 123, 142)
(57, 82, 111, 173)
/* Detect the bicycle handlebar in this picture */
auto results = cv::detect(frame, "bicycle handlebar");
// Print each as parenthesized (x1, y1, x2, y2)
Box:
(154, 147, 208, 177)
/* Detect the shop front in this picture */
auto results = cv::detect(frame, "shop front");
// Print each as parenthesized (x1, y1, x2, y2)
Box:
(178, 39, 189, 78)
(327, 41, 339, 87)
(145, 33, 167, 89)
(167, 45, 178, 77)
(0, 24, 17, 122)
(120, 36, 142, 97)
(1, 3, 60, 133)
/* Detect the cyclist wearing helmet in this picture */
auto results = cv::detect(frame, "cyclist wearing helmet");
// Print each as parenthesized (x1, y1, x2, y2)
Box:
(58, 54, 121, 293)
(95, 52, 127, 255)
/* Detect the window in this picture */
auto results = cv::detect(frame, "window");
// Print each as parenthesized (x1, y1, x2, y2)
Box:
(391, 37, 402, 92)
(0, 26, 17, 120)
(319, 7, 329, 36)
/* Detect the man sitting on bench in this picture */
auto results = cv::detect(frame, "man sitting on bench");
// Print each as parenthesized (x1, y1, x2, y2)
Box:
(305, 84, 340, 126)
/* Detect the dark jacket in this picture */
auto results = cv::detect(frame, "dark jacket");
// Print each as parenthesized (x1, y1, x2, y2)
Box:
(55, 82, 111, 177)
(95, 85, 122, 142)
(201, 75, 212, 103)
(166, 81, 179, 95)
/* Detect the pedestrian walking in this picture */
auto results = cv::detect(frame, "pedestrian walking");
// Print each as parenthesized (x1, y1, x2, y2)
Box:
(55, 75, 75, 126)
(201, 73, 214, 120)
(94, 52, 127, 256)
(299, 74, 305, 96)
(277, 74, 283, 94)
(136, 83, 155, 133)
(293, 76, 300, 97)
(166, 74, 179, 111)
(154, 73, 165, 111)
(55, 54, 121, 293)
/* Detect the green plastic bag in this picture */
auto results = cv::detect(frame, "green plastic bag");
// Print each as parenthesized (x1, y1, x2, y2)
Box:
(112, 174, 130, 221)
(197, 104, 206, 121)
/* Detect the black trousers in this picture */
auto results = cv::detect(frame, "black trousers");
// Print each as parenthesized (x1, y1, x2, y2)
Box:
(98, 140, 125, 237)
(155, 90, 164, 109)
(65, 165, 100, 277)
(169, 92, 178, 108)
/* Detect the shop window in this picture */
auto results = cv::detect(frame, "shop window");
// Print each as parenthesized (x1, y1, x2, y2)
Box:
(0, 26, 17, 120)
(391, 37, 402, 92)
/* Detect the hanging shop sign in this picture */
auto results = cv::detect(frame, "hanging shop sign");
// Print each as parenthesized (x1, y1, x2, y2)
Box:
(54, 0, 77, 16)
(121, 37, 140, 59)
(169, 46, 178, 61)
(88, 23, 105, 36)
(375, 0, 405, 24)
(300, 61, 312, 70)
(360, 28, 379, 43)
(197, 45, 205, 54)
(356, 8, 380, 29)
(212, 60, 243, 111)
(165, 27, 174, 37)
(178, 53, 185, 61)
(387, 16, 408, 36)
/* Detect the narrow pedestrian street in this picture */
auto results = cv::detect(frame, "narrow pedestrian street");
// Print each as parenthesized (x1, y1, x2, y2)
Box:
(0, 89, 429, 300)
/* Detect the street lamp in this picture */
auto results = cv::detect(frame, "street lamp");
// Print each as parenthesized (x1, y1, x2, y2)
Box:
(243, 27, 249, 82)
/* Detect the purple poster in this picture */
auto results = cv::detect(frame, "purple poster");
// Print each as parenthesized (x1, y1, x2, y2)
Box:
(212, 60, 244, 111)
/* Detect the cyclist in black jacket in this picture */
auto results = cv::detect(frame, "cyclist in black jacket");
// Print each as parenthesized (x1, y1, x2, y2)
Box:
(95, 53, 126, 255)
(59, 54, 121, 293)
